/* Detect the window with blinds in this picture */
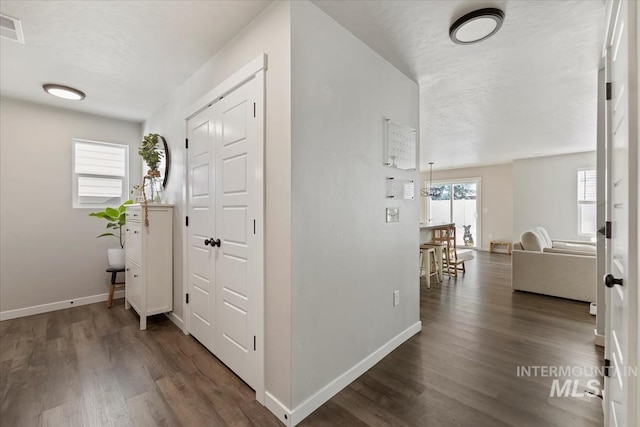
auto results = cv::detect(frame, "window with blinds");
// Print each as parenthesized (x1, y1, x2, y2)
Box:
(577, 169, 596, 236)
(72, 139, 128, 208)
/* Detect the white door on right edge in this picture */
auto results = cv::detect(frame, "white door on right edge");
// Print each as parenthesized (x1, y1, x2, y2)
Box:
(603, 1, 638, 426)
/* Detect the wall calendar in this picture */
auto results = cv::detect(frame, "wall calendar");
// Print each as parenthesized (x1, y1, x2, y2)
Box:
(384, 118, 416, 171)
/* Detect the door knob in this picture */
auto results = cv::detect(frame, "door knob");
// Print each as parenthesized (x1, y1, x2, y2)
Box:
(204, 238, 221, 247)
(604, 273, 623, 288)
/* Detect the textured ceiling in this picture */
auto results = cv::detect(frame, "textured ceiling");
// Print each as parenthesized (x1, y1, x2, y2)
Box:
(313, 0, 606, 170)
(0, 1, 270, 122)
(1, 1, 605, 168)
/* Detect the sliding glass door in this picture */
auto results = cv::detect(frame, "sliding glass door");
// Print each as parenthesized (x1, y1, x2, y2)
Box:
(426, 179, 481, 248)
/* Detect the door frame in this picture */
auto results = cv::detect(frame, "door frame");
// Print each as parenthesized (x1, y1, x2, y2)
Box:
(182, 54, 266, 404)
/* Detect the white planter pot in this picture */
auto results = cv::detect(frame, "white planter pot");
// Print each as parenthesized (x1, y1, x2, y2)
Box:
(108, 248, 125, 270)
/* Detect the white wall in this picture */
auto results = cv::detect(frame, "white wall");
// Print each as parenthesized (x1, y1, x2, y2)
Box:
(0, 97, 141, 312)
(291, 0, 420, 409)
(421, 163, 514, 250)
(513, 152, 596, 242)
(142, 1, 293, 408)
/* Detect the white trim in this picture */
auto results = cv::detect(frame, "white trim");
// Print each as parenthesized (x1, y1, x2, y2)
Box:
(183, 54, 267, 120)
(252, 67, 266, 404)
(183, 53, 267, 404)
(594, 330, 605, 347)
(0, 290, 125, 321)
(264, 392, 293, 427)
(287, 321, 422, 426)
(165, 312, 184, 331)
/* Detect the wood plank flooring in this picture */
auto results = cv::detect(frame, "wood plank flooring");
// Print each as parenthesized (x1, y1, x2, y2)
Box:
(1, 252, 603, 426)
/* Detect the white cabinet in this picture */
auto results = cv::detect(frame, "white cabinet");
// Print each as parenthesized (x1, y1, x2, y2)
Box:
(124, 204, 173, 330)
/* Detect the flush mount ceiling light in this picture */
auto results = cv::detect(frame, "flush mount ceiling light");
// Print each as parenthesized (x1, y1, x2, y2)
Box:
(42, 84, 86, 101)
(449, 8, 505, 45)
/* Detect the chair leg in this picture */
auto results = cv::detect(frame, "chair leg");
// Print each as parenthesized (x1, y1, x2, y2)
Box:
(107, 284, 115, 308)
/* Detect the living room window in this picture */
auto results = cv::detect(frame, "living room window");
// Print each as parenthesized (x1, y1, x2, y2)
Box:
(72, 139, 129, 208)
(577, 169, 596, 236)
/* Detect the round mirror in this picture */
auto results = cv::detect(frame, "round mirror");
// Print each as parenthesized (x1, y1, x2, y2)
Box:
(157, 136, 170, 188)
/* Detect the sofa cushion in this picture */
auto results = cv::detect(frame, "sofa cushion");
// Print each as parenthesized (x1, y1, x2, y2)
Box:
(543, 247, 596, 256)
(534, 227, 553, 247)
(552, 241, 596, 253)
(521, 231, 545, 251)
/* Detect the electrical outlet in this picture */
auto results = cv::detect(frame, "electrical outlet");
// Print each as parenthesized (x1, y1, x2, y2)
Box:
(488, 233, 493, 240)
(393, 290, 400, 306)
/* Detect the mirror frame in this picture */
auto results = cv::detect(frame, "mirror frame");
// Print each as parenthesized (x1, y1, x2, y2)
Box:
(159, 136, 170, 188)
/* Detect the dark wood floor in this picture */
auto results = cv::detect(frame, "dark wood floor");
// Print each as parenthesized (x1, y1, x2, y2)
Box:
(1, 252, 603, 426)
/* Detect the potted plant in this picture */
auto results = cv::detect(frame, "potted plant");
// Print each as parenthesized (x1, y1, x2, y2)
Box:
(139, 133, 164, 201)
(89, 199, 133, 269)
(138, 133, 165, 226)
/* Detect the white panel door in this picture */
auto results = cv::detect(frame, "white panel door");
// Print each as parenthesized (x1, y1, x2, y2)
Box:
(603, 1, 638, 426)
(186, 73, 263, 393)
(214, 78, 259, 389)
(187, 110, 216, 352)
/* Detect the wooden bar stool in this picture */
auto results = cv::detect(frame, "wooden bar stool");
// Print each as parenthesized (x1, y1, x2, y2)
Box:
(106, 267, 125, 308)
(420, 247, 440, 288)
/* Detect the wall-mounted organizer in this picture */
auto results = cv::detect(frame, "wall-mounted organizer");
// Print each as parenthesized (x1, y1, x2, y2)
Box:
(386, 177, 415, 199)
(384, 118, 416, 171)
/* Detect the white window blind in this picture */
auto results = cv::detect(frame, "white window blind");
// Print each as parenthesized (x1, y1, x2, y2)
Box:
(577, 169, 597, 202)
(73, 139, 128, 208)
(577, 169, 596, 236)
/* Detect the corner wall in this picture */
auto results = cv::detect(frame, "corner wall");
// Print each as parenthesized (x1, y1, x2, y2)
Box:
(290, 0, 420, 413)
(142, 1, 293, 409)
(420, 163, 514, 250)
(513, 152, 596, 241)
(0, 97, 142, 313)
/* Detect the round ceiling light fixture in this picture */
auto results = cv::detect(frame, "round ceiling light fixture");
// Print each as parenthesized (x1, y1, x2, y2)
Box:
(449, 8, 505, 45)
(42, 84, 86, 101)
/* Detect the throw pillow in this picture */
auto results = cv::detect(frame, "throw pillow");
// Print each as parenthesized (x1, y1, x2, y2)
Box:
(534, 227, 553, 248)
(521, 231, 544, 251)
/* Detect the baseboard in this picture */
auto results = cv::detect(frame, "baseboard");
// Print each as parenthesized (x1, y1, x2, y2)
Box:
(286, 321, 422, 426)
(0, 290, 126, 321)
(165, 312, 184, 330)
(594, 330, 605, 347)
(265, 392, 293, 426)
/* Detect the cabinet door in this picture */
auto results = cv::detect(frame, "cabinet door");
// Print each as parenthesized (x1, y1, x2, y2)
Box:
(125, 223, 141, 265)
(125, 261, 142, 313)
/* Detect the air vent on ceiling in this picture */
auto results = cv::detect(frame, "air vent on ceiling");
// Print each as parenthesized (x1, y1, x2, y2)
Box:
(0, 14, 25, 44)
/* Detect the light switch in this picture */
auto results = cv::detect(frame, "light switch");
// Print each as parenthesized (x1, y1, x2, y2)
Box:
(386, 208, 399, 223)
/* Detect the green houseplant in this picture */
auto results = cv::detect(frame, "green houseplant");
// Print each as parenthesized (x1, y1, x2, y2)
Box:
(139, 133, 163, 173)
(89, 199, 133, 269)
(138, 133, 165, 225)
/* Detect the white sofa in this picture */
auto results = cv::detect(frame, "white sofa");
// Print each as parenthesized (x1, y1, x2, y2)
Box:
(511, 227, 596, 302)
